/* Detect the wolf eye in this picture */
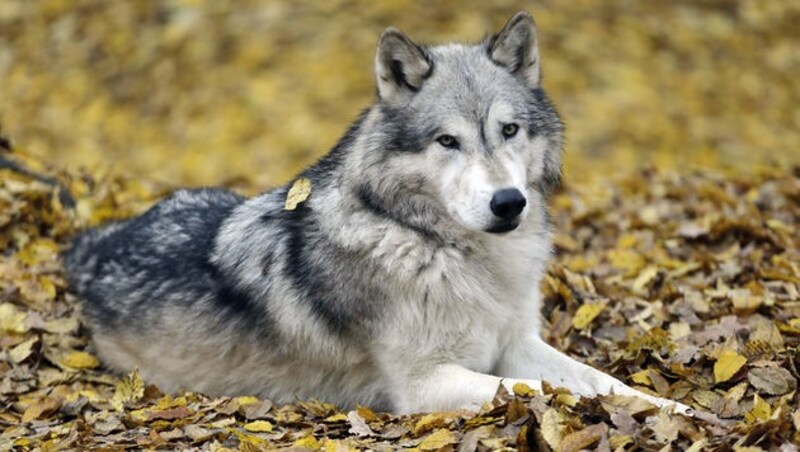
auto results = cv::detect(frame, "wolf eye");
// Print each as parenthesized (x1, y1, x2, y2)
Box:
(436, 134, 459, 149)
(502, 123, 520, 138)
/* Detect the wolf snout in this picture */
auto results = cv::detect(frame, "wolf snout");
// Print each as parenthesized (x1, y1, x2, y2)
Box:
(490, 188, 526, 220)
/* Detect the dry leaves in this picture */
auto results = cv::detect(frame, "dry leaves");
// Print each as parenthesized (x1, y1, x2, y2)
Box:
(0, 2, 798, 443)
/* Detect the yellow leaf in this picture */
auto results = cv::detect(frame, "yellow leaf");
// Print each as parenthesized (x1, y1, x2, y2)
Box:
(111, 368, 145, 411)
(414, 413, 447, 435)
(572, 303, 605, 330)
(61, 351, 100, 369)
(632, 266, 659, 293)
(630, 369, 652, 386)
(555, 393, 578, 407)
(237, 396, 261, 406)
(745, 394, 772, 423)
(714, 348, 747, 383)
(284, 178, 312, 211)
(607, 249, 646, 275)
(512, 382, 537, 397)
(293, 434, 320, 450)
(0, 302, 28, 334)
(324, 413, 348, 422)
(322, 439, 360, 452)
(243, 420, 273, 433)
(419, 429, 457, 450)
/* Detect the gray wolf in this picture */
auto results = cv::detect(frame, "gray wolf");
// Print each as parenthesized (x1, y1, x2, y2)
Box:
(63, 12, 691, 415)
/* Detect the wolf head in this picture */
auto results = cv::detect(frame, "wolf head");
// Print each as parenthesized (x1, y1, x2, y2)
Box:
(345, 12, 563, 237)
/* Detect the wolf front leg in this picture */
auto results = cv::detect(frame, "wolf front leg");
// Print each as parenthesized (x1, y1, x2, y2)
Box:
(384, 362, 544, 414)
(496, 333, 695, 416)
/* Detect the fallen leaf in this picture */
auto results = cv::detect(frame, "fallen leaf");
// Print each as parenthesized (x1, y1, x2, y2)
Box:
(572, 303, 605, 330)
(512, 382, 537, 397)
(148, 406, 193, 421)
(418, 429, 457, 450)
(22, 397, 62, 422)
(745, 394, 772, 423)
(559, 423, 607, 452)
(111, 368, 145, 411)
(630, 369, 652, 386)
(747, 367, 796, 395)
(61, 351, 100, 369)
(540, 408, 563, 450)
(293, 434, 320, 449)
(714, 348, 747, 383)
(413, 413, 446, 436)
(9, 336, 38, 363)
(243, 420, 273, 433)
(347, 410, 374, 437)
(0, 302, 28, 334)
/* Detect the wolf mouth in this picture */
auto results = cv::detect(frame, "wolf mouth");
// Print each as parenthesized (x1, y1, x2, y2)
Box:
(485, 222, 519, 233)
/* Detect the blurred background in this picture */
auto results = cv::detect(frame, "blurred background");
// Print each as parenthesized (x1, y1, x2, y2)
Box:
(0, 0, 798, 188)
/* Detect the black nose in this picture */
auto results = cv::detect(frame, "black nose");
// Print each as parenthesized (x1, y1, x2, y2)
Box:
(490, 188, 526, 220)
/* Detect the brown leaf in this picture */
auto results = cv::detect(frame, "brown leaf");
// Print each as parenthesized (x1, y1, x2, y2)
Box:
(747, 367, 796, 395)
(148, 406, 193, 421)
(22, 397, 62, 423)
(559, 423, 607, 452)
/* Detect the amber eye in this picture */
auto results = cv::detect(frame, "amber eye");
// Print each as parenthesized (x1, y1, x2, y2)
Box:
(502, 123, 520, 138)
(436, 134, 459, 149)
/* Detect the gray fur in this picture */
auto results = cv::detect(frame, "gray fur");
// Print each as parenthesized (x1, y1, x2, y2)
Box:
(63, 12, 693, 416)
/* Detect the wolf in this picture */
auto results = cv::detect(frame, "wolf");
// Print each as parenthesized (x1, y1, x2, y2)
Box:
(63, 12, 691, 416)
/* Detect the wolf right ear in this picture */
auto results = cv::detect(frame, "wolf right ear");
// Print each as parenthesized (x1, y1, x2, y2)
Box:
(488, 12, 540, 88)
(375, 27, 432, 104)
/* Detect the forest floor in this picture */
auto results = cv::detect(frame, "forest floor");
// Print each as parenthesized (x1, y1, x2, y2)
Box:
(1, 1, 799, 450)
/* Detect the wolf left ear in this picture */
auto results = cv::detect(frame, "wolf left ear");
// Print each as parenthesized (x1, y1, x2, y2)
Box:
(488, 12, 540, 88)
(375, 27, 432, 104)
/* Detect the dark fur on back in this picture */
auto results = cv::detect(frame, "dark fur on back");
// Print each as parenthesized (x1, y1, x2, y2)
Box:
(63, 189, 250, 329)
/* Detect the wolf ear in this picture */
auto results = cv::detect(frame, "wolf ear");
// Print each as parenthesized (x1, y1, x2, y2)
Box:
(488, 12, 540, 88)
(375, 27, 432, 104)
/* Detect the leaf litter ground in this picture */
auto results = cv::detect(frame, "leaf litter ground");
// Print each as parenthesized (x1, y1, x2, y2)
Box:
(1, 148, 799, 450)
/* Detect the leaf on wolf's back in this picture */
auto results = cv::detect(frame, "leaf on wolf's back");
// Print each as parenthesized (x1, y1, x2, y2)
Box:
(111, 368, 145, 411)
(418, 429, 457, 450)
(9, 336, 38, 363)
(559, 423, 607, 452)
(22, 396, 62, 422)
(714, 349, 747, 383)
(284, 177, 312, 211)
(61, 351, 100, 369)
(747, 367, 796, 395)
(572, 303, 605, 330)
(243, 420, 273, 433)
